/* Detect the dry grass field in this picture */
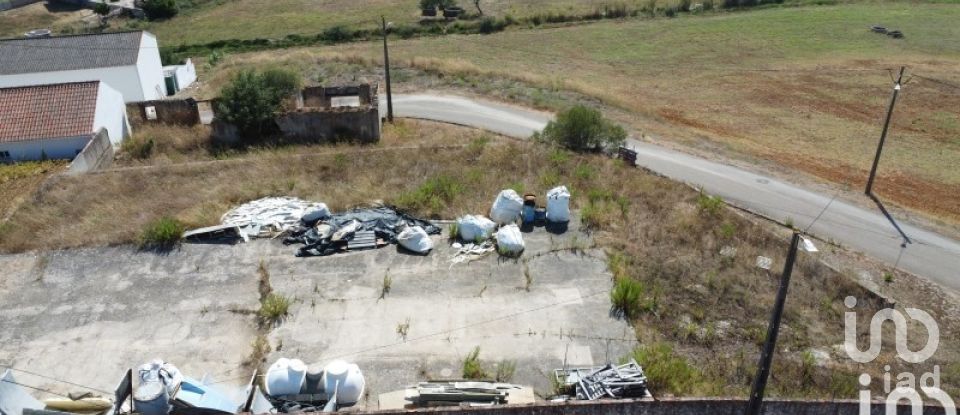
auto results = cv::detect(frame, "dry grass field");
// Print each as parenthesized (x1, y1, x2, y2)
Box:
(0, 160, 67, 223)
(0, 2, 92, 38)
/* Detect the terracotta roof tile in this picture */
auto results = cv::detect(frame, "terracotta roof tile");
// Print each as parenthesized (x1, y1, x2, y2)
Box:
(0, 81, 100, 143)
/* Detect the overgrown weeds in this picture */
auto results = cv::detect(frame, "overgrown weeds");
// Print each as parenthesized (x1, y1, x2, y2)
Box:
(462, 346, 487, 379)
(258, 293, 291, 325)
(138, 217, 185, 251)
(610, 277, 644, 319)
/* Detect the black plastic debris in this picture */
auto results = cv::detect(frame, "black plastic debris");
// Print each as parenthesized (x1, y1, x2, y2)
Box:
(284, 206, 440, 257)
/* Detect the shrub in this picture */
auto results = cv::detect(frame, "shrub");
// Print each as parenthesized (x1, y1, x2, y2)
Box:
(633, 343, 701, 395)
(495, 360, 516, 382)
(462, 346, 487, 379)
(141, 0, 178, 20)
(534, 105, 626, 152)
(93, 3, 110, 16)
(696, 190, 724, 216)
(139, 217, 185, 250)
(216, 68, 301, 139)
(322, 25, 354, 43)
(259, 293, 291, 324)
(478, 17, 506, 34)
(122, 136, 154, 159)
(610, 277, 644, 319)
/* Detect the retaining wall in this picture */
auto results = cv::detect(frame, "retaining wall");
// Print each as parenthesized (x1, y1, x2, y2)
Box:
(276, 106, 380, 143)
(363, 398, 947, 415)
(126, 99, 201, 128)
(67, 128, 113, 174)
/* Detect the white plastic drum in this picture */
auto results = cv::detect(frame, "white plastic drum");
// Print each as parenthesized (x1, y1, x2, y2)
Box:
(321, 360, 365, 405)
(265, 358, 308, 396)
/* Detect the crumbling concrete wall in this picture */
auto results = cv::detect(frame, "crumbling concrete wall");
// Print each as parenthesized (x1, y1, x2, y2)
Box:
(276, 106, 380, 143)
(67, 128, 114, 174)
(363, 399, 947, 415)
(126, 99, 201, 128)
(302, 84, 374, 108)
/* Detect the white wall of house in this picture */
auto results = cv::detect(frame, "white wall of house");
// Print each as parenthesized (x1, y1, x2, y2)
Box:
(0, 136, 90, 161)
(136, 33, 166, 101)
(93, 82, 132, 146)
(0, 66, 145, 103)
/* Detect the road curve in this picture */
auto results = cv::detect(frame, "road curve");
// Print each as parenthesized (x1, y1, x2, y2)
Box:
(389, 93, 960, 292)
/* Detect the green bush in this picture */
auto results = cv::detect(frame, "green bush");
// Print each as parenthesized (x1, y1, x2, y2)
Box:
(122, 136, 154, 160)
(478, 17, 506, 34)
(633, 343, 701, 395)
(216, 68, 301, 139)
(93, 3, 110, 16)
(139, 217, 185, 250)
(610, 277, 644, 319)
(259, 293, 291, 324)
(420, 0, 456, 9)
(534, 105, 626, 152)
(696, 190, 724, 216)
(141, 0, 178, 20)
(462, 346, 487, 379)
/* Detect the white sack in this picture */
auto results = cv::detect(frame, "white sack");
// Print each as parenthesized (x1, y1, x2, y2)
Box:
(489, 189, 524, 225)
(496, 224, 525, 256)
(546, 185, 571, 223)
(397, 226, 433, 254)
(457, 215, 497, 242)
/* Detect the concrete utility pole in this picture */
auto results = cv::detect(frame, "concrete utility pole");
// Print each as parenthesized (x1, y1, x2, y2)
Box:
(381, 16, 394, 123)
(745, 232, 801, 415)
(865, 66, 905, 195)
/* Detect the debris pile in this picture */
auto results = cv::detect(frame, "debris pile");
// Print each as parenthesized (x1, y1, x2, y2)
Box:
(554, 359, 650, 401)
(408, 382, 520, 406)
(450, 240, 496, 265)
(221, 197, 330, 239)
(284, 206, 440, 257)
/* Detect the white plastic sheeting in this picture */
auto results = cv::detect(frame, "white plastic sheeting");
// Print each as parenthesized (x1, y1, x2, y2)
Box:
(496, 224, 525, 256)
(457, 215, 497, 242)
(546, 186, 571, 223)
(398, 226, 433, 254)
(221, 197, 329, 238)
(489, 189, 523, 225)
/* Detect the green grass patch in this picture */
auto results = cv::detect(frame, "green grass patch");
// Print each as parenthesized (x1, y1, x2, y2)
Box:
(610, 277, 645, 319)
(462, 346, 487, 379)
(395, 174, 465, 216)
(632, 343, 702, 396)
(258, 293, 292, 324)
(138, 217, 185, 250)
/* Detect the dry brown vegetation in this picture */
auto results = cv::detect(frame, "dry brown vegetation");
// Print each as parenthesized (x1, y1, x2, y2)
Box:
(0, 160, 67, 223)
(1, 121, 957, 399)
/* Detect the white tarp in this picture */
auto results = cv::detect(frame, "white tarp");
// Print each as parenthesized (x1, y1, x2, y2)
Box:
(398, 226, 433, 254)
(496, 224, 524, 256)
(546, 186, 571, 223)
(489, 189, 523, 225)
(221, 197, 329, 238)
(457, 215, 497, 242)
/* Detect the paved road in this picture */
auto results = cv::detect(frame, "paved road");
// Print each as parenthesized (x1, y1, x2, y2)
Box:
(390, 94, 960, 292)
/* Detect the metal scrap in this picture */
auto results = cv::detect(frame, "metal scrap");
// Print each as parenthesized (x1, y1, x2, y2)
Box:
(555, 359, 650, 401)
(285, 206, 440, 257)
(221, 197, 329, 239)
(409, 382, 519, 406)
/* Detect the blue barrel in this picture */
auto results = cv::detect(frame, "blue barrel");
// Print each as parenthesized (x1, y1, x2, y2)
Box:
(522, 205, 536, 224)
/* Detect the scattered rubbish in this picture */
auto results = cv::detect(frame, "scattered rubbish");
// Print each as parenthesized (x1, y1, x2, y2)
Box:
(887, 30, 904, 38)
(261, 359, 365, 413)
(618, 147, 638, 167)
(870, 25, 903, 38)
(800, 236, 819, 253)
(182, 224, 245, 244)
(554, 359, 650, 401)
(719, 246, 737, 258)
(546, 186, 571, 223)
(409, 382, 520, 406)
(451, 242, 462, 249)
(756, 256, 773, 270)
(450, 241, 496, 265)
(285, 206, 440, 257)
(871, 25, 888, 34)
(131, 359, 241, 415)
(398, 226, 434, 254)
(221, 197, 329, 239)
(42, 398, 112, 413)
(489, 189, 523, 225)
(496, 224, 525, 257)
(0, 370, 44, 415)
(456, 215, 496, 242)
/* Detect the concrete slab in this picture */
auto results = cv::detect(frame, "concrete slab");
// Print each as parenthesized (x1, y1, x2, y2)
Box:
(0, 216, 635, 409)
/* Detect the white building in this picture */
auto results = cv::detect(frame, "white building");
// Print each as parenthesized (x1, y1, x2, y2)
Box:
(0, 31, 166, 103)
(0, 81, 130, 162)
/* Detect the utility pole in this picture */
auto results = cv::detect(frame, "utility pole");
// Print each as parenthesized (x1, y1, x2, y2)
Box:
(381, 16, 394, 123)
(745, 232, 801, 415)
(865, 66, 905, 195)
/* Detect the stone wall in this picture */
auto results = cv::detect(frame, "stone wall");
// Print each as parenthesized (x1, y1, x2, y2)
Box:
(360, 398, 947, 415)
(67, 128, 114, 174)
(126, 99, 201, 128)
(276, 106, 380, 143)
(302, 84, 374, 108)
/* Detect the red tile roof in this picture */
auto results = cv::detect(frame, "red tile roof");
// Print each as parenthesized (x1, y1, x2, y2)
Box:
(0, 81, 99, 143)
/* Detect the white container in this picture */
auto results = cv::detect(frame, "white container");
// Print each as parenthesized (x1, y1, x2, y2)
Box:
(546, 186, 571, 223)
(496, 224, 525, 257)
(265, 358, 308, 396)
(457, 215, 496, 242)
(489, 189, 523, 225)
(322, 360, 365, 405)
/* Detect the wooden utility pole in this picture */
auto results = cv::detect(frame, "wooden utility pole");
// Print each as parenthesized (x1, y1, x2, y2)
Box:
(745, 232, 801, 415)
(382, 16, 394, 123)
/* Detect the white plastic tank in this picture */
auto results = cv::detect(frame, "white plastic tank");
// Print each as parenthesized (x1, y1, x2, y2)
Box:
(321, 360, 365, 405)
(265, 358, 308, 396)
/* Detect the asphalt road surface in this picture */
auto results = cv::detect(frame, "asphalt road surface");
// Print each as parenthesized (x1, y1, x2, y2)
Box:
(389, 93, 960, 292)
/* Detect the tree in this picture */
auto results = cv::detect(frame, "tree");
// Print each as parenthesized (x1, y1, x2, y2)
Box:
(473, 0, 483, 15)
(141, 0, 178, 20)
(533, 105, 626, 152)
(93, 2, 110, 16)
(216, 68, 301, 139)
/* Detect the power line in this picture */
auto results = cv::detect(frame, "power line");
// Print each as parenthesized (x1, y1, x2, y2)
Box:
(0, 378, 75, 399)
(0, 365, 112, 395)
